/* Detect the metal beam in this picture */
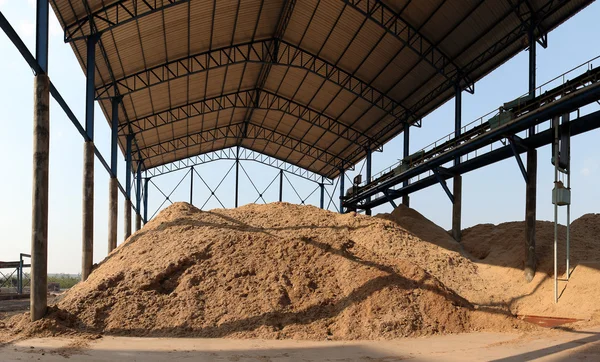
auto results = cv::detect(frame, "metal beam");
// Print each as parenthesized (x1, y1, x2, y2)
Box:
(343, 0, 470, 89)
(343, 0, 566, 164)
(145, 146, 331, 184)
(123, 89, 377, 148)
(339, 169, 345, 214)
(136, 122, 348, 173)
(241, 0, 296, 143)
(98, 38, 408, 125)
(433, 168, 454, 203)
(64, 0, 189, 42)
(508, 136, 528, 182)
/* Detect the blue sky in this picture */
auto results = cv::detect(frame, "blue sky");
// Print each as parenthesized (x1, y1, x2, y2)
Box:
(0, 1, 599, 274)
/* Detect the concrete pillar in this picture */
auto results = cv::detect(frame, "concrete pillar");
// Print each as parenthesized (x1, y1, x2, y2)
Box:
(525, 149, 537, 282)
(108, 177, 118, 253)
(135, 213, 142, 231)
(31, 73, 50, 321)
(124, 199, 132, 240)
(82, 141, 94, 281)
(452, 175, 462, 241)
(402, 123, 410, 207)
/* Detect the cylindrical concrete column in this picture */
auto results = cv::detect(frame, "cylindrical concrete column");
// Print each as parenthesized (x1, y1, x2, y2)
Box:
(452, 175, 462, 242)
(124, 199, 132, 240)
(525, 149, 537, 282)
(108, 177, 118, 253)
(82, 141, 94, 281)
(31, 73, 50, 321)
(135, 213, 142, 231)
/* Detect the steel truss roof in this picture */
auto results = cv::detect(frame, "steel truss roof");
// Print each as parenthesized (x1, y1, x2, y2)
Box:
(50, 0, 592, 179)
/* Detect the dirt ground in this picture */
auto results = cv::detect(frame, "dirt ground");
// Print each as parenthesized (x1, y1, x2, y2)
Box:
(2, 327, 600, 361)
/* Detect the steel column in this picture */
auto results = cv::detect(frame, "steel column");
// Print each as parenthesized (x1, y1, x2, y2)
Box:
(82, 35, 97, 282)
(124, 135, 133, 240)
(525, 24, 537, 283)
(135, 162, 142, 231)
(320, 177, 325, 209)
(108, 97, 120, 253)
(402, 124, 410, 207)
(365, 149, 372, 215)
(143, 177, 149, 224)
(31, 72, 49, 321)
(235, 147, 240, 208)
(35, 0, 48, 74)
(339, 168, 345, 213)
(189, 166, 194, 205)
(452, 85, 462, 241)
(279, 169, 283, 202)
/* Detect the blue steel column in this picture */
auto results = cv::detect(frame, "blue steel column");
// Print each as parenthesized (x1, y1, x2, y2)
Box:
(135, 160, 142, 231)
(452, 85, 462, 241)
(402, 124, 410, 207)
(108, 97, 120, 253)
(124, 135, 133, 240)
(525, 23, 538, 282)
(365, 148, 372, 215)
(143, 177, 149, 224)
(339, 168, 345, 213)
(82, 34, 97, 282)
(31, 0, 50, 321)
(320, 177, 325, 209)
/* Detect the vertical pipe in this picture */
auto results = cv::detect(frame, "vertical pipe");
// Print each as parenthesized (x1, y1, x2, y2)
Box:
(320, 177, 325, 209)
(365, 148, 372, 216)
(452, 85, 462, 241)
(108, 97, 120, 253)
(143, 177, 149, 224)
(525, 24, 538, 283)
(82, 35, 97, 282)
(235, 147, 240, 208)
(124, 135, 132, 240)
(279, 169, 283, 202)
(339, 168, 345, 214)
(189, 166, 194, 205)
(30, 70, 49, 322)
(135, 161, 142, 231)
(402, 123, 410, 207)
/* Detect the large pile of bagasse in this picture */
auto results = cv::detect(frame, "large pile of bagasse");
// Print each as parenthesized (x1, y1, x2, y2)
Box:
(6, 202, 524, 340)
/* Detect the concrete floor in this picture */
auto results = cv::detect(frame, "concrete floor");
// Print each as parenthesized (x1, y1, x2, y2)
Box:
(2, 328, 600, 361)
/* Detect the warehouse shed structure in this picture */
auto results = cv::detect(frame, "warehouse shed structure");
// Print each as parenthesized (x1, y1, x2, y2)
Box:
(0, 0, 596, 321)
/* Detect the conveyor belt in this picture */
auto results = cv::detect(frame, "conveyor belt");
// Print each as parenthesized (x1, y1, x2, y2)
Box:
(343, 65, 600, 210)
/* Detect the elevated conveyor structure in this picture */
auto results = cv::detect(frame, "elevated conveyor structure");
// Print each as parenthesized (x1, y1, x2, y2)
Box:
(343, 59, 600, 211)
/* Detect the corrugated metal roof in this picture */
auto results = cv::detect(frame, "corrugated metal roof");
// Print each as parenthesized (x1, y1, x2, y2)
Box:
(50, 0, 593, 179)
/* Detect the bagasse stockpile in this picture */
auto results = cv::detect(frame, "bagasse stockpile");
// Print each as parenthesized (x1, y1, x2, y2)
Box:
(8, 202, 519, 339)
(381, 205, 600, 320)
